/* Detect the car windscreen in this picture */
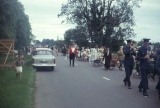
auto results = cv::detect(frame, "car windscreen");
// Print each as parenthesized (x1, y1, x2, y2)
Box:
(36, 50, 52, 55)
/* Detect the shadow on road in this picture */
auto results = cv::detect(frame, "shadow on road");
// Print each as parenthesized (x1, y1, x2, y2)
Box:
(36, 67, 53, 72)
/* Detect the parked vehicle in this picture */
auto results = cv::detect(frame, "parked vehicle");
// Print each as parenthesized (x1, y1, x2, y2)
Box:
(32, 48, 56, 71)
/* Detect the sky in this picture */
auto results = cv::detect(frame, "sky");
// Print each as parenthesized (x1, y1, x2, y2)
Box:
(18, 0, 160, 43)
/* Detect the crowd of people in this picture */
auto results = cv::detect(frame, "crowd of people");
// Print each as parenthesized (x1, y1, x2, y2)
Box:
(21, 40, 160, 100)
(65, 39, 160, 100)
(22, 45, 59, 56)
(65, 44, 124, 71)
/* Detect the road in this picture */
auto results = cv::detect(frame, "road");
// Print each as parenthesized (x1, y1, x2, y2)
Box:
(35, 54, 159, 108)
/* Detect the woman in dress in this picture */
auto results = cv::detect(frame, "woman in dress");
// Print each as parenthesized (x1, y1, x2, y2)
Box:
(103, 48, 112, 71)
(117, 46, 124, 71)
(82, 49, 88, 61)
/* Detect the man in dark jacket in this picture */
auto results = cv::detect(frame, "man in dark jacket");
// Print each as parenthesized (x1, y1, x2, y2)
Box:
(155, 48, 160, 100)
(123, 40, 136, 89)
(68, 43, 77, 67)
(137, 38, 151, 97)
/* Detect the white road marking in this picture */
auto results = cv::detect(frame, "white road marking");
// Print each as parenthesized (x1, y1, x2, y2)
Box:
(64, 57, 68, 60)
(103, 77, 110, 81)
(75, 64, 78, 66)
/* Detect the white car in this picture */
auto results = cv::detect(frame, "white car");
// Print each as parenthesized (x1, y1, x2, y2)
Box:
(32, 48, 56, 71)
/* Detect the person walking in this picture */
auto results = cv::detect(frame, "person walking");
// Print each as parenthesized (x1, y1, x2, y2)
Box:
(14, 54, 24, 79)
(154, 48, 160, 100)
(123, 40, 136, 89)
(103, 47, 112, 71)
(117, 46, 124, 71)
(53, 46, 56, 56)
(69, 44, 77, 67)
(137, 38, 151, 97)
(56, 48, 59, 56)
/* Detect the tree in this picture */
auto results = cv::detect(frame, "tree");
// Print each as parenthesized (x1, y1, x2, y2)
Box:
(64, 26, 89, 48)
(154, 42, 160, 51)
(35, 40, 41, 44)
(42, 39, 54, 46)
(58, 0, 141, 51)
(0, 0, 34, 49)
(54, 40, 65, 50)
(137, 39, 143, 46)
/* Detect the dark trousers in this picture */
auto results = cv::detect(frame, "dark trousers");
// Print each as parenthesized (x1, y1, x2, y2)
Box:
(152, 66, 157, 78)
(136, 64, 140, 72)
(70, 53, 75, 66)
(119, 60, 123, 67)
(138, 68, 149, 93)
(156, 77, 160, 91)
(124, 65, 133, 87)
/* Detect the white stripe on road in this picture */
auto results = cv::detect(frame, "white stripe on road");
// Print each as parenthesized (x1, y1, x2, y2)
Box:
(103, 77, 110, 81)
(75, 64, 78, 66)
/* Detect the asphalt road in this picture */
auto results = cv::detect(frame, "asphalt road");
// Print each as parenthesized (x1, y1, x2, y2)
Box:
(35, 54, 160, 108)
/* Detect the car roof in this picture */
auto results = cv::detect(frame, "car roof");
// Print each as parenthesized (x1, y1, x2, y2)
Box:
(36, 48, 52, 51)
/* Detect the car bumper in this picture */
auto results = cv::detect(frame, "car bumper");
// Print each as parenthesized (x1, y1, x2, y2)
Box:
(32, 64, 56, 67)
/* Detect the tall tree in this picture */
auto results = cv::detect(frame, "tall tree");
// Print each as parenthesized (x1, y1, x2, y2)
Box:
(42, 39, 54, 46)
(0, 0, 34, 49)
(64, 26, 89, 48)
(58, 0, 141, 50)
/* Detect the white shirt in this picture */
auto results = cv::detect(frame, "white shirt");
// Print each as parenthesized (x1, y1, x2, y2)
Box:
(72, 48, 75, 53)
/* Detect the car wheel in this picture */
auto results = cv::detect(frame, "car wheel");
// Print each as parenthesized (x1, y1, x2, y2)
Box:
(51, 67, 54, 71)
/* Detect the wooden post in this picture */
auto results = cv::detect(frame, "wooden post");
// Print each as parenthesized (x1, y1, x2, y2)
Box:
(0, 41, 10, 50)
(0, 39, 14, 67)
(4, 44, 12, 64)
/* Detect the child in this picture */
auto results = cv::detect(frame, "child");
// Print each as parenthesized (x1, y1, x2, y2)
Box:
(14, 54, 24, 79)
(15, 51, 24, 59)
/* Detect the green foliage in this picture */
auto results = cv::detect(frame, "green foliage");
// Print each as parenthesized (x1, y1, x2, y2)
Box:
(42, 39, 54, 46)
(0, 0, 34, 49)
(64, 26, 89, 48)
(154, 42, 160, 49)
(35, 40, 41, 44)
(137, 39, 143, 46)
(54, 40, 65, 49)
(110, 39, 126, 53)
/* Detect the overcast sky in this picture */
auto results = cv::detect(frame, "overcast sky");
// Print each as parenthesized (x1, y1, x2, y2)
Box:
(18, 0, 160, 42)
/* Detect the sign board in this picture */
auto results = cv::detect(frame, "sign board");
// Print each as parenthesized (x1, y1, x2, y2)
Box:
(0, 39, 14, 65)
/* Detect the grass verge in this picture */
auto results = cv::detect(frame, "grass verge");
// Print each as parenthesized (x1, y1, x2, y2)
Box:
(0, 53, 35, 108)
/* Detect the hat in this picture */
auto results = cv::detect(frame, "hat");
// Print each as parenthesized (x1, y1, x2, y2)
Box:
(143, 38, 150, 42)
(127, 40, 132, 43)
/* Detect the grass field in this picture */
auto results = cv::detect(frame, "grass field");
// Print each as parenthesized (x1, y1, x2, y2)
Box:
(0, 53, 35, 108)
